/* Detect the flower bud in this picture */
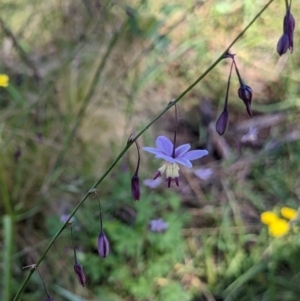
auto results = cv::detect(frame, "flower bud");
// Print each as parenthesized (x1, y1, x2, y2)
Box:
(14, 147, 22, 163)
(37, 132, 43, 143)
(277, 33, 290, 56)
(238, 84, 252, 117)
(215, 109, 229, 136)
(74, 262, 86, 287)
(97, 231, 110, 258)
(284, 10, 295, 52)
(131, 174, 141, 201)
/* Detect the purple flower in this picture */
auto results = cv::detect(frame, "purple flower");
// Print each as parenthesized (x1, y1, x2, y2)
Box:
(194, 168, 213, 180)
(143, 136, 208, 187)
(143, 177, 162, 189)
(149, 218, 168, 232)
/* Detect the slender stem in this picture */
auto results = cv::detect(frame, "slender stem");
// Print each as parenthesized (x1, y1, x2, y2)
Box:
(70, 226, 78, 264)
(3, 215, 13, 301)
(36, 268, 51, 299)
(233, 59, 244, 86)
(12, 1, 274, 299)
(94, 192, 103, 232)
(134, 140, 140, 176)
(172, 104, 178, 158)
(224, 60, 234, 110)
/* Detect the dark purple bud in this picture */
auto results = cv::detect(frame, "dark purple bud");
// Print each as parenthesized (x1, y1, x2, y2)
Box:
(283, 3, 295, 49)
(37, 132, 43, 143)
(277, 33, 290, 56)
(131, 174, 141, 201)
(74, 262, 86, 287)
(216, 109, 229, 136)
(285, 12, 295, 52)
(14, 147, 22, 163)
(284, 11, 295, 35)
(97, 231, 110, 258)
(238, 85, 252, 117)
(278, 4, 295, 56)
(46, 298, 55, 301)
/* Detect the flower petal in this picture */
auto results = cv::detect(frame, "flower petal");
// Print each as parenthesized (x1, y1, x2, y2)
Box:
(194, 168, 213, 180)
(181, 149, 208, 161)
(155, 153, 176, 163)
(261, 211, 278, 225)
(156, 136, 173, 155)
(175, 144, 190, 157)
(142, 147, 165, 156)
(281, 207, 297, 220)
(268, 218, 289, 237)
(174, 157, 192, 168)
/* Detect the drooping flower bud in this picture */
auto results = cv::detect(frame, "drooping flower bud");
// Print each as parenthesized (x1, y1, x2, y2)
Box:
(216, 109, 229, 136)
(97, 231, 110, 258)
(238, 84, 253, 117)
(131, 174, 141, 201)
(37, 132, 43, 143)
(277, 33, 290, 56)
(74, 262, 86, 287)
(130, 136, 141, 201)
(14, 147, 22, 163)
(277, 2, 295, 55)
(284, 5, 295, 53)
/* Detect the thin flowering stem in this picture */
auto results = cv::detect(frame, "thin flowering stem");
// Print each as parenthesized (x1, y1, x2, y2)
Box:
(36, 268, 51, 300)
(134, 140, 140, 176)
(70, 226, 78, 263)
(224, 60, 234, 110)
(93, 191, 103, 232)
(233, 59, 243, 86)
(171, 104, 179, 159)
(13, 1, 274, 299)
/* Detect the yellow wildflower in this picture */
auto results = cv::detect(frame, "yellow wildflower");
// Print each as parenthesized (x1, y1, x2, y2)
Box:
(281, 207, 297, 220)
(268, 218, 290, 237)
(260, 211, 279, 225)
(0, 74, 9, 87)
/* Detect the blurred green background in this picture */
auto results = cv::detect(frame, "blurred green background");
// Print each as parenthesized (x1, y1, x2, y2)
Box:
(1, 0, 300, 300)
